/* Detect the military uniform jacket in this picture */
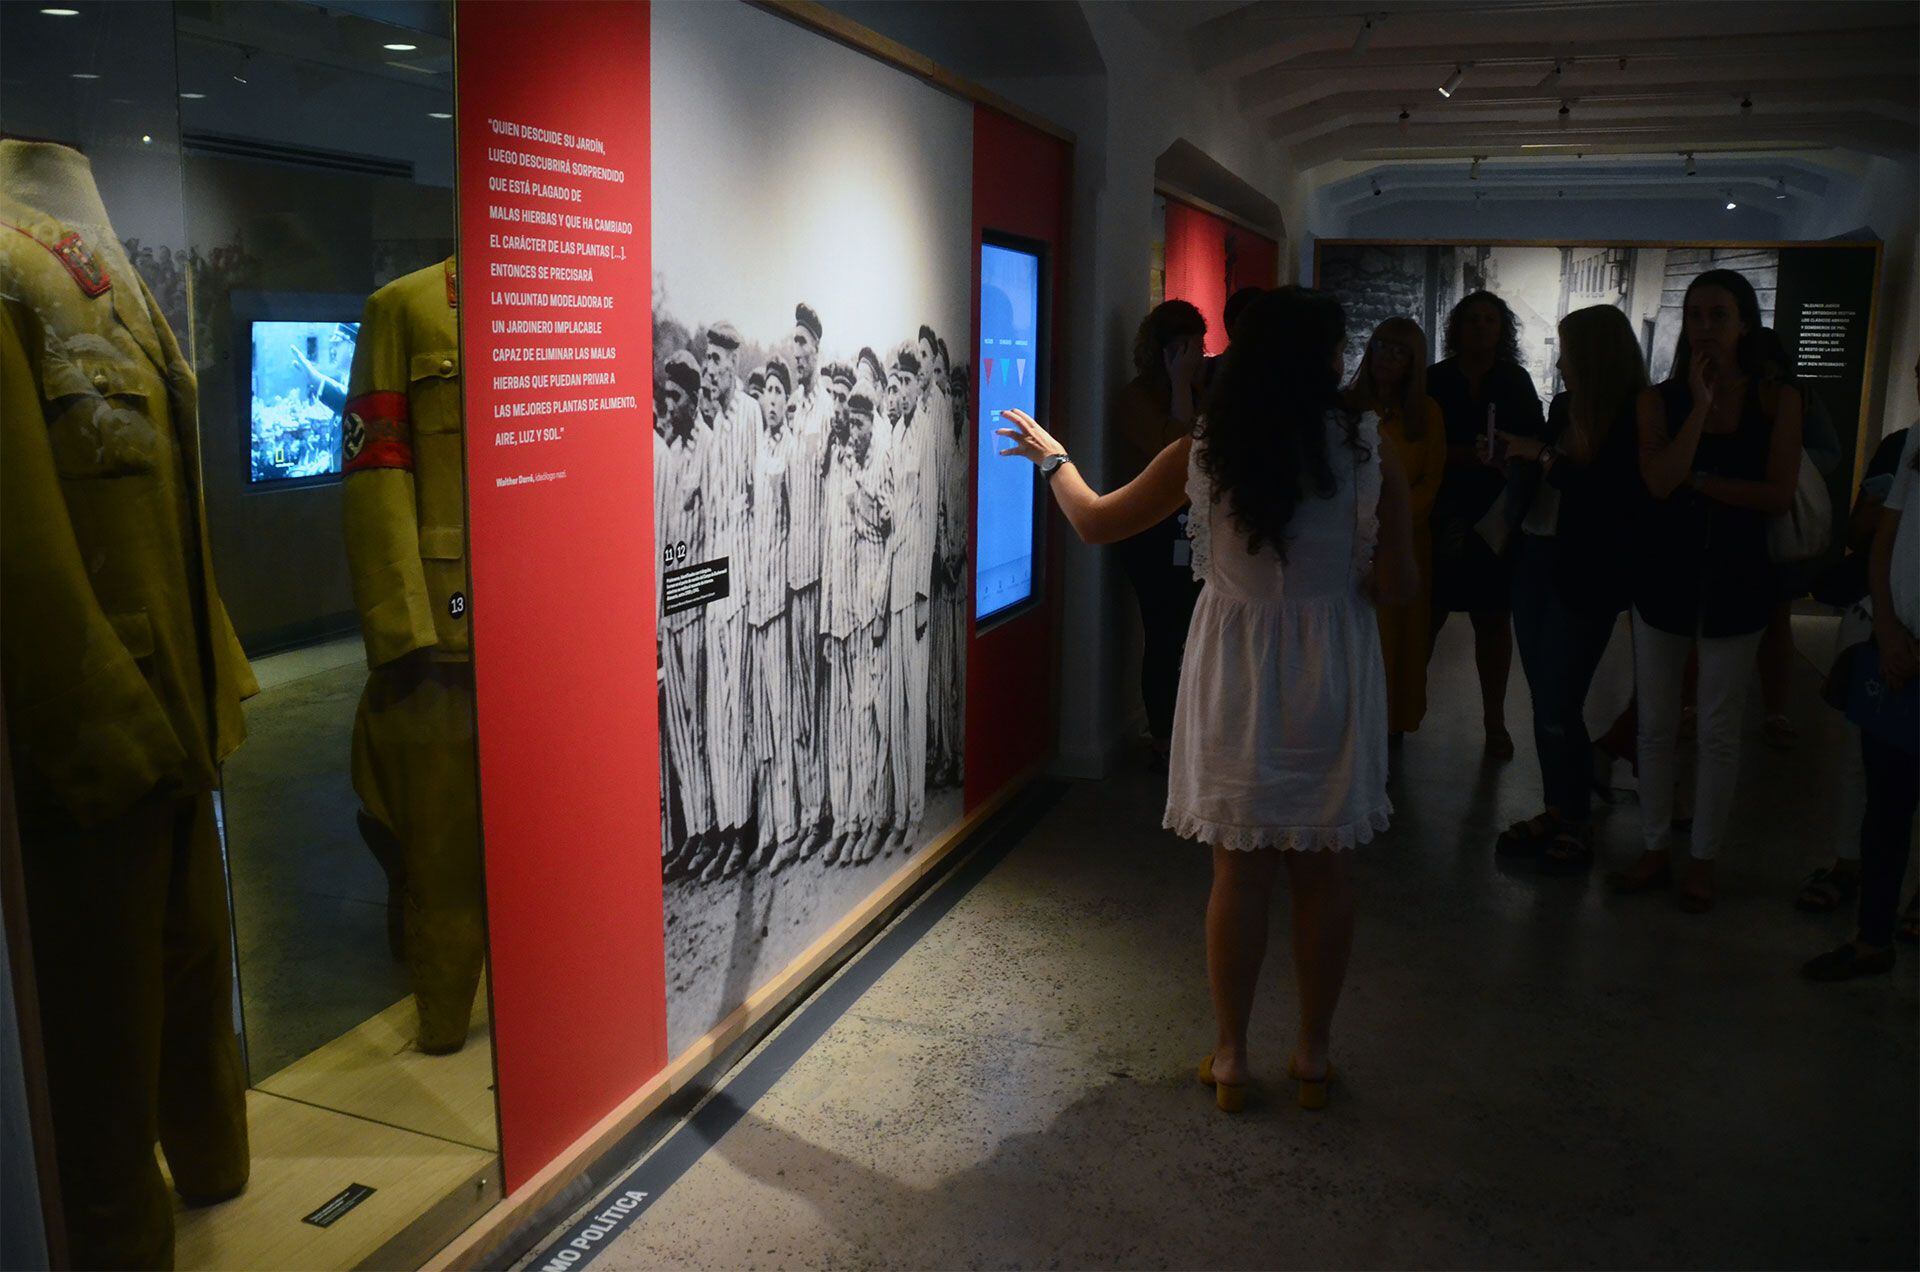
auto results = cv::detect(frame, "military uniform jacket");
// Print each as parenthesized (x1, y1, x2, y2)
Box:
(342, 258, 469, 667)
(1, 192, 257, 825)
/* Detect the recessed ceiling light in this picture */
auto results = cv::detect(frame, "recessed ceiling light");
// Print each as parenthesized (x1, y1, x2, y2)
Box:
(428, 111, 452, 119)
(41, 7, 81, 15)
(70, 72, 99, 79)
(383, 42, 418, 51)
(180, 91, 206, 99)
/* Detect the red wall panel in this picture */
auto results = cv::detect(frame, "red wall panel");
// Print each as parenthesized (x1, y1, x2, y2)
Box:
(456, 0, 665, 1192)
(966, 107, 1072, 810)
(1163, 198, 1278, 356)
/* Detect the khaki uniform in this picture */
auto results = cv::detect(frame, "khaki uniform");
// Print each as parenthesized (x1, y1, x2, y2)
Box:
(342, 257, 483, 1053)
(1, 144, 253, 1271)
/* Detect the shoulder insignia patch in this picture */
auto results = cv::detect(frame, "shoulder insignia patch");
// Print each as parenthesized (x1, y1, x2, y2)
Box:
(52, 232, 112, 297)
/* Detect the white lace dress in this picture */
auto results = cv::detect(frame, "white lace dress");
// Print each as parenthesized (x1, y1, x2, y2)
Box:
(1164, 410, 1392, 852)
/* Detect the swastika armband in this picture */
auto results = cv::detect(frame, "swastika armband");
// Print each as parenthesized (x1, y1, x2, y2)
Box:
(342, 391, 413, 473)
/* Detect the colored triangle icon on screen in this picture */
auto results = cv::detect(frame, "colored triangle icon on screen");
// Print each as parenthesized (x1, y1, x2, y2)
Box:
(983, 357, 995, 384)
(1016, 358, 1027, 385)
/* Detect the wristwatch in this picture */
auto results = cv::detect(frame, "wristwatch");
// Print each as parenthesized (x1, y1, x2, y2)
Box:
(1039, 453, 1071, 481)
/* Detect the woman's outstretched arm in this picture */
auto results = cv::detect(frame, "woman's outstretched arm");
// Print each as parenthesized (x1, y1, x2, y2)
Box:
(996, 408, 1191, 546)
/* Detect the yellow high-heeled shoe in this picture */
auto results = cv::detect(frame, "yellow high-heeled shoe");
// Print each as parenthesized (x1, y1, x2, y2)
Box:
(1196, 1054, 1247, 1113)
(1288, 1059, 1334, 1111)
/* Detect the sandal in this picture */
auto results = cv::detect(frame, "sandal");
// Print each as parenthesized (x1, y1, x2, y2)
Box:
(1607, 850, 1672, 894)
(1794, 865, 1859, 913)
(1802, 942, 1894, 981)
(1197, 1054, 1247, 1113)
(1538, 826, 1595, 875)
(1496, 813, 1557, 856)
(1288, 1058, 1334, 1111)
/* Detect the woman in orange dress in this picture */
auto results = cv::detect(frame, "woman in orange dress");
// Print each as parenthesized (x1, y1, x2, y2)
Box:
(1347, 317, 1445, 736)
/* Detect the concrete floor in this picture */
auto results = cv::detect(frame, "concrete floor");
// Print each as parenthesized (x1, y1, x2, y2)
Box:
(530, 617, 1917, 1271)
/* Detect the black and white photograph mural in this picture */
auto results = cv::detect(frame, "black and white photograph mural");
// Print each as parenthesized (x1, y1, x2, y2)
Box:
(1317, 241, 1785, 402)
(652, 0, 974, 1053)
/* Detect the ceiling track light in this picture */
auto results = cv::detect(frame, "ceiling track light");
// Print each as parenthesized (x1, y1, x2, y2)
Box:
(1438, 64, 1465, 98)
(1557, 101, 1571, 129)
(1683, 151, 1696, 177)
(1397, 106, 1410, 134)
(1535, 57, 1565, 90)
(1469, 155, 1482, 180)
(1370, 177, 1382, 197)
(1740, 95, 1753, 115)
(1352, 14, 1374, 56)
(1775, 177, 1788, 200)
(232, 47, 253, 85)
(1724, 189, 1738, 211)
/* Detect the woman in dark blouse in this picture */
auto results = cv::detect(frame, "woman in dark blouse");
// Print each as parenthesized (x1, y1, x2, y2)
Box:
(1493, 305, 1648, 869)
(1610, 269, 1802, 912)
(1426, 291, 1547, 760)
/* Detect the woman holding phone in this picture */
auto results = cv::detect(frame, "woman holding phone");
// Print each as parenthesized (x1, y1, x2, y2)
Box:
(996, 288, 1417, 1113)
(1612, 269, 1802, 912)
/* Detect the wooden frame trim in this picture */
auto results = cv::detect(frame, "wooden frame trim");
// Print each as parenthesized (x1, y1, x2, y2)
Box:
(1309, 236, 1888, 499)
(422, 770, 1044, 1271)
(1156, 186, 1283, 246)
(750, 1, 1075, 145)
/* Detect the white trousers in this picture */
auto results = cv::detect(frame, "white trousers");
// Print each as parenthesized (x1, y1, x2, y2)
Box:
(1632, 609, 1764, 861)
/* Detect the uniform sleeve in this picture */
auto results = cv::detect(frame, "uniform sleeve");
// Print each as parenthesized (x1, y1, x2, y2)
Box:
(341, 288, 437, 667)
(1, 302, 188, 822)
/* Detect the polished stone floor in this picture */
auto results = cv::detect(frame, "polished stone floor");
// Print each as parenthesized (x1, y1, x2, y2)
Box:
(531, 615, 1915, 1270)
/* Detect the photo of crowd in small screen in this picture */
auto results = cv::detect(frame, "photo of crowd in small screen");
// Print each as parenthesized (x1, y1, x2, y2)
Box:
(248, 318, 355, 483)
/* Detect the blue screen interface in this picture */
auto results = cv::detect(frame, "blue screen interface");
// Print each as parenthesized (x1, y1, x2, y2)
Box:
(975, 242, 1041, 622)
(249, 319, 356, 483)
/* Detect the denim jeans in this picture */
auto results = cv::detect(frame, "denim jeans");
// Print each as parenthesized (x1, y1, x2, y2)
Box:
(1857, 726, 1919, 946)
(1511, 534, 1619, 825)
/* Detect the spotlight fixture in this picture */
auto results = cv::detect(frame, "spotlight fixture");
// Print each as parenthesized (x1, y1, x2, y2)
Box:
(383, 42, 418, 52)
(1726, 199, 1737, 211)
(179, 91, 206, 100)
(1683, 151, 1696, 176)
(1352, 15, 1374, 56)
(1775, 177, 1788, 200)
(1371, 177, 1382, 197)
(40, 6, 80, 14)
(1740, 94, 1753, 115)
(1558, 101, 1570, 129)
(1618, 57, 1627, 72)
(1535, 58, 1564, 90)
(428, 111, 452, 119)
(1397, 107, 1410, 134)
(232, 48, 253, 84)
(141, 134, 152, 145)
(1469, 155, 1481, 180)
(1438, 64, 1465, 98)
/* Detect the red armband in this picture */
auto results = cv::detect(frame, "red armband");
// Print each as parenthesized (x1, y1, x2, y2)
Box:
(342, 391, 413, 473)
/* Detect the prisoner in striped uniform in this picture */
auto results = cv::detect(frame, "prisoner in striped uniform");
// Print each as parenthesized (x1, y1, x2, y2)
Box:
(847, 385, 897, 863)
(746, 357, 800, 867)
(656, 351, 712, 868)
(818, 360, 873, 860)
(785, 304, 832, 841)
(697, 322, 760, 869)
(884, 343, 933, 842)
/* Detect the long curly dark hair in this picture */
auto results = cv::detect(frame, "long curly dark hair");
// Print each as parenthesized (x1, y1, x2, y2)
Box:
(1198, 286, 1365, 561)
(1442, 290, 1523, 366)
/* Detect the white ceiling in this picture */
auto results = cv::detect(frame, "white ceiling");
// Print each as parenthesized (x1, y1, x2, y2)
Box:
(1130, 0, 1919, 218)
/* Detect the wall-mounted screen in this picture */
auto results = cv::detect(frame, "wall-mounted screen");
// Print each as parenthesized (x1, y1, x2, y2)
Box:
(976, 238, 1043, 623)
(247, 318, 357, 484)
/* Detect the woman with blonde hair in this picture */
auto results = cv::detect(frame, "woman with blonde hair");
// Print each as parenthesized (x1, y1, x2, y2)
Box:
(1346, 317, 1445, 736)
(1492, 304, 1648, 869)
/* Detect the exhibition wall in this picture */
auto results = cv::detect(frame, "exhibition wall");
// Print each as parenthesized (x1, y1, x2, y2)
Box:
(1163, 196, 1280, 355)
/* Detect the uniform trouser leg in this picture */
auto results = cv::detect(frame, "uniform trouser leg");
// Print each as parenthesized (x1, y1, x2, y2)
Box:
(664, 624, 712, 839)
(825, 633, 856, 829)
(705, 612, 751, 831)
(1856, 725, 1920, 946)
(907, 609, 929, 822)
(927, 587, 955, 775)
(788, 584, 824, 827)
(355, 664, 485, 1051)
(19, 791, 249, 1271)
(750, 616, 796, 847)
(859, 620, 889, 843)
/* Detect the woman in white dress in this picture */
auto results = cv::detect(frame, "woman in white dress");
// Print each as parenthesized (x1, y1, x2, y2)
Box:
(998, 288, 1416, 1112)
